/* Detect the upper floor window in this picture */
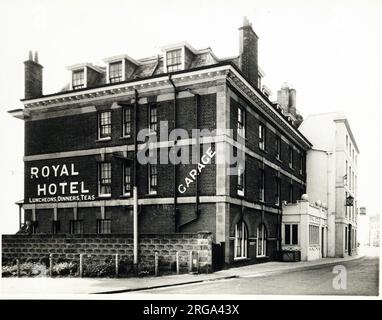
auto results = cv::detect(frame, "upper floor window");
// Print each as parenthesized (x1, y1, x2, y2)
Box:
(122, 106, 132, 137)
(299, 154, 304, 175)
(259, 123, 266, 150)
(288, 146, 294, 168)
(237, 107, 246, 139)
(275, 135, 281, 160)
(99, 111, 112, 139)
(123, 163, 131, 196)
(166, 49, 182, 72)
(237, 163, 245, 196)
(148, 164, 157, 194)
(259, 169, 265, 202)
(275, 177, 281, 206)
(72, 69, 85, 90)
(149, 103, 158, 133)
(109, 61, 123, 83)
(289, 183, 294, 203)
(99, 162, 112, 196)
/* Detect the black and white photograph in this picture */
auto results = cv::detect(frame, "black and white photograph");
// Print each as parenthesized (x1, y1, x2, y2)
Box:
(0, 0, 380, 309)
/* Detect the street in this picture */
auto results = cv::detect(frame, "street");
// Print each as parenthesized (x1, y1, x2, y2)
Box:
(135, 257, 379, 296)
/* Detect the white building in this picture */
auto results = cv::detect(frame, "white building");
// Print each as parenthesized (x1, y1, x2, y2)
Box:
(282, 196, 328, 261)
(299, 112, 359, 257)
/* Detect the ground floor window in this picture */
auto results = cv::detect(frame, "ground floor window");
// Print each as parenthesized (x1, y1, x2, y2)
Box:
(309, 225, 320, 245)
(69, 220, 83, 234)
(97, 219, 112, 234)
(285, 223, 298, 245)
(345, 226, 348, 251)
(52, 221, 60, 234)
(257, 224, 267, 257)
(234, 220, 248, 259)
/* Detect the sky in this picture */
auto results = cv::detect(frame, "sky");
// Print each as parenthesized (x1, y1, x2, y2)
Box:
(0, 0, 381, 234)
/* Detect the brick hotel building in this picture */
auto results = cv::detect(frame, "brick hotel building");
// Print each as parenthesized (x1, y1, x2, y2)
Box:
(9, 18, 311, 265)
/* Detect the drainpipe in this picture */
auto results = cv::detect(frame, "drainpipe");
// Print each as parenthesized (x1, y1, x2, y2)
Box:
(133, 89, 139, 266)
(195, 94, 200, 218)
(168, 74, 179, 232)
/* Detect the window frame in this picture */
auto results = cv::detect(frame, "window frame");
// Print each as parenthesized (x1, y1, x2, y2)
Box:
(284, 223, 299, 245)
(256, 224, 267, 257)
(259, 169, 265, 202)
(288, 146, 294, 168)
(258, 123, 266, 151)
(275, 135, 281, 160)
(166, 49, 182, 72)
(98, 162, 112, 197)
(52, 220, 61, 234)
(97, 219, 112, 234)
(72, 69, 85, 90)
(148, 163, 158, 195)
(275, 177, 281, 206)
(237, 163, 245, 197)
(123, 163, 132, 196)
(237, 106, 246, 139)
(69, 220, 83, 234)
(122, 105, 132, 137)
(234, 220, 248, 260)
(109, 61, 123, 83)
(149, 103, 158, 134)
(98, 111, 112, 140)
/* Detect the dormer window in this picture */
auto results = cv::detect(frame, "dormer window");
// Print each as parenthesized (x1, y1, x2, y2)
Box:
(109, 61, 123, 83)
(166, 49, 182, 72)
(72, 69, 85, 90)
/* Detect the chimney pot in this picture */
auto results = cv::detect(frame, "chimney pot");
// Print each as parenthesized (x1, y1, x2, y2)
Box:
(28, 50, 33, 61)
(34, 51, 39, 63)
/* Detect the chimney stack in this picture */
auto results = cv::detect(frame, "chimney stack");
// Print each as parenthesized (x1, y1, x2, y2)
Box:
(239, 16, 259, 88)
(24, 50, 43, 99)
(277, 84, 302, 125)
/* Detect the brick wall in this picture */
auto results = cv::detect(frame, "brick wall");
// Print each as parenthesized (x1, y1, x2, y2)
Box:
(2, 232, 213, 273)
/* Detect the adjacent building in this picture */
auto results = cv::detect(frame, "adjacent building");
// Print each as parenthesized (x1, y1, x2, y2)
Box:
(8, 18, 311, 266)
(299, 112, 359, 257)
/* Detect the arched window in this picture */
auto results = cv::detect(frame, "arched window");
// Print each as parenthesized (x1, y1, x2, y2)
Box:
(234, 220, 248, 259)
(257, 224, 267, 257)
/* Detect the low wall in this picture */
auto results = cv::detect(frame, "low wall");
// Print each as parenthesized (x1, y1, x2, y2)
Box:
(1, 232, 213, 273)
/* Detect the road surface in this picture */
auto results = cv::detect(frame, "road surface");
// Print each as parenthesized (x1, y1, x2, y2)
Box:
(135, 257, 379, 296)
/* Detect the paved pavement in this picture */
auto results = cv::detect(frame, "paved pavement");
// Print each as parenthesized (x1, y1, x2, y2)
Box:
(0, 249, 379, 297)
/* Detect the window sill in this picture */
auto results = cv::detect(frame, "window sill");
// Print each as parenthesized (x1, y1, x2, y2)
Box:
(146, 192, 158, 197)
(256, 255, 269, 259)
(96, 137, 112, 142)
(259, 148, 267, 154)
(120, 193, 131, 198)
(98, 194, 111, 199)
(120, 135, 131, 140)
(234, 257, 249, 261)
(276, 157, 282, 164)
